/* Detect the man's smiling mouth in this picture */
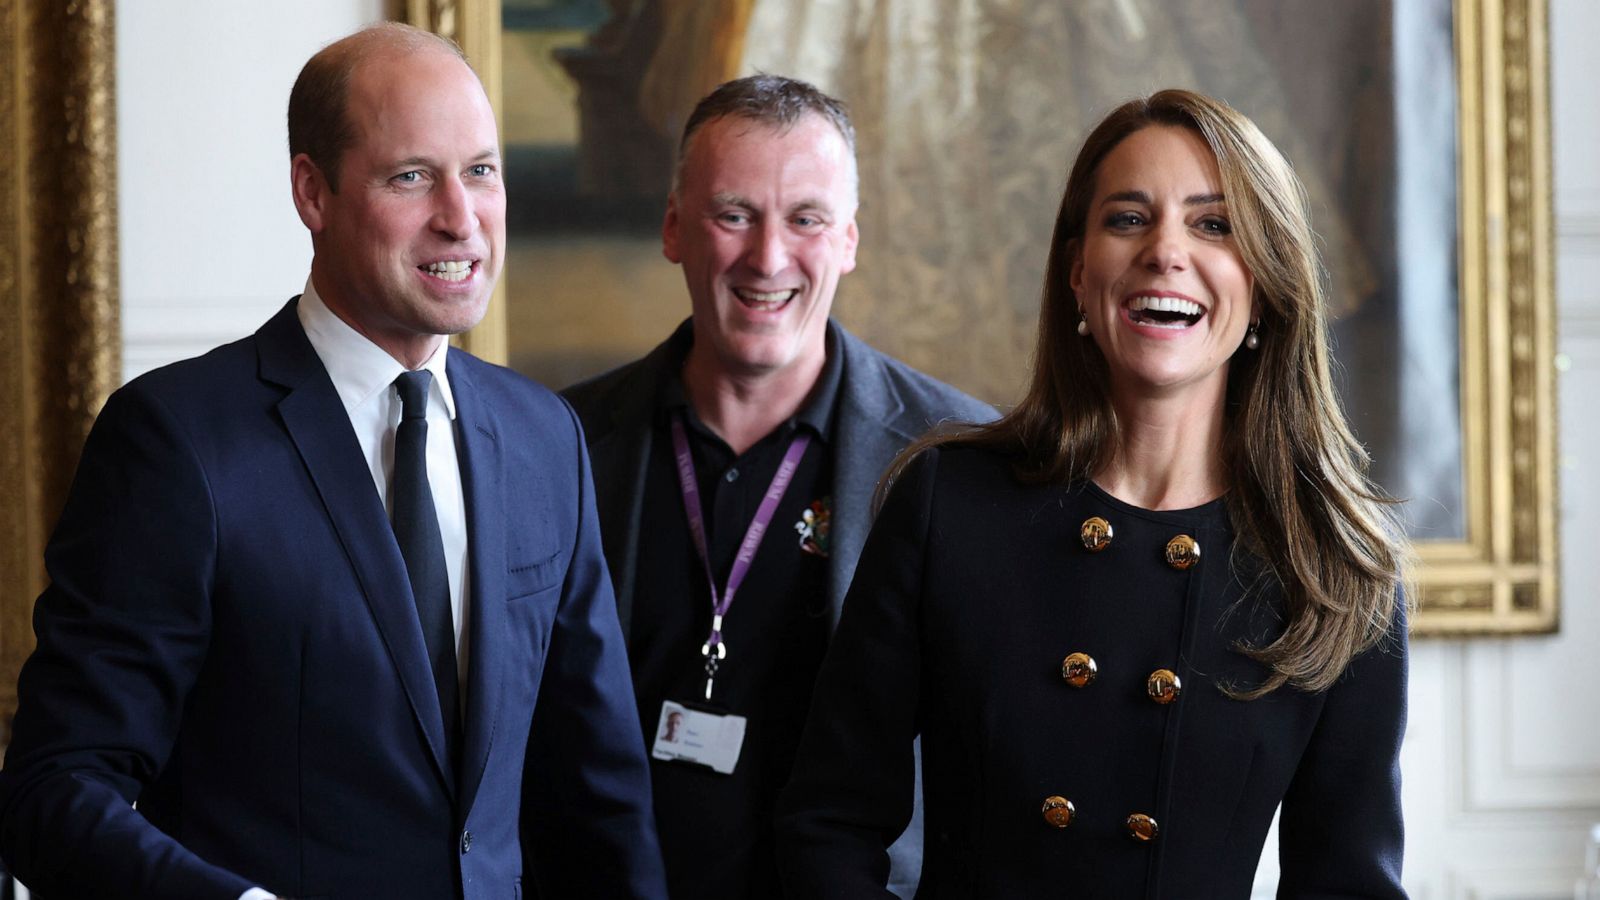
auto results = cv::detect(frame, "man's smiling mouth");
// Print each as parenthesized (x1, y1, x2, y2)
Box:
(733, 288, 798, 310)
(419, 260, 476, 283)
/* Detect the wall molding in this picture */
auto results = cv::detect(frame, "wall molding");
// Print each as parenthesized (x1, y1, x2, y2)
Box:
(1558, 212, 1600, 256)
(1450, 866, 1577, 899)
(1559, 312, 1600, 340)
(121, 295, 288, 380)
(1459, 642, 1600, 814)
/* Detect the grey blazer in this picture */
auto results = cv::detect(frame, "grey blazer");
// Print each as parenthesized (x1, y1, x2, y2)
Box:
(563, 317, 997, 897)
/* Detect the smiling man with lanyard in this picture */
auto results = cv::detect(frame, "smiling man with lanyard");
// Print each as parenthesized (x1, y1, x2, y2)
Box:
(563, 75, 995, 898)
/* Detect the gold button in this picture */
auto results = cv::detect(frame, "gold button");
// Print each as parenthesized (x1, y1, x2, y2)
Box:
(1060, 652, 1098, 688)
(1146, 668, 1182, 704)
(1125, 812, 1159, 841)
(1079, 516, 1113, 552)
(1164, 534, 1200, 569)
(1041, 795, 1075, 828)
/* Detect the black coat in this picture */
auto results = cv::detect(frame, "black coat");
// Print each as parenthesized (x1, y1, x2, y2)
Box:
(777, 445, 1408, 899)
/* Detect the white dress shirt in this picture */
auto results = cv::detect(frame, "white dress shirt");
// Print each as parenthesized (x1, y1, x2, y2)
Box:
(240, 280, 472, 900)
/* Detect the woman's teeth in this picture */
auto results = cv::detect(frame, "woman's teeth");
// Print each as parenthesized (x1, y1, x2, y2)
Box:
(1128, 294, 1203, 327)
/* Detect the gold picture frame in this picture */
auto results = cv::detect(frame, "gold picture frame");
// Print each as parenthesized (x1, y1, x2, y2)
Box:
(418, 0, 1558, 636)
(0, 0, 121, 744)
(1431, 0, 1558, 634)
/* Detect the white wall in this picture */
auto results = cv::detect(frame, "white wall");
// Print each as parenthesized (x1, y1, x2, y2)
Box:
(117, 0, 386, 382)
(115, 1, 1600, 895)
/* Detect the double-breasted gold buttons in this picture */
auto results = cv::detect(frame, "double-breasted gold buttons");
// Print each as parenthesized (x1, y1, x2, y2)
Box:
(1079, 517, 1113, 552)
(1164, 534, 1200, 570)
(1125, 813, 1159, 841)
(1060, 652, 1097, 687)
(1146, 669, 1182, 704)
(1041, 795, 1075, 828)
(1060, 657, 1182, 703)
(1077, 518, 1202, 570)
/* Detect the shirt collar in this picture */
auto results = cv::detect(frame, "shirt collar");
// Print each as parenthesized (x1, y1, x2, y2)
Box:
(799, 323, 843, 440)
(296, 277, 457, 419)
(657, 317, 841, 443)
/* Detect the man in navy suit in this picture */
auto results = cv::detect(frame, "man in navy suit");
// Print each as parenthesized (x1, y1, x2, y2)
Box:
(0, 24, 666, 900)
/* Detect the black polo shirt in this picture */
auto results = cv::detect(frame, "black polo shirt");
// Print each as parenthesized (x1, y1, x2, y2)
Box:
(630, 334, 841, 899)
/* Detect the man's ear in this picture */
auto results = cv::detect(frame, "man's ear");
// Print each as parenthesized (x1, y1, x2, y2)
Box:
(661, 193, 682, 264)
(840, 217, 860, 275)
(291, 153, 331, 234)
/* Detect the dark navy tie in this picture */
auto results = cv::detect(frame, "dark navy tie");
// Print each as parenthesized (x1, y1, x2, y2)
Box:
(392, 370, 460, 765)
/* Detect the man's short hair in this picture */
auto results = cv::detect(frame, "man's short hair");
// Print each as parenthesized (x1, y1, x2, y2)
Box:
(673, 74, 857, 193)
(287, 23, 467, 192)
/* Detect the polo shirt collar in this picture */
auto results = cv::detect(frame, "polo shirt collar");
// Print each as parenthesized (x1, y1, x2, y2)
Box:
(657, 318, 841, 443)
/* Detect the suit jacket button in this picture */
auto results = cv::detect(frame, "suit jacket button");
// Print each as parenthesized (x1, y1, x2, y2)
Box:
(1164, 534, 1201, 569)
(1079, 516, 1113, 552)
(1125, 813, 1159, 841)
(1041, 795, 1075, 828)
(461, 829, 473, 854)
(1146, 668, 1182, 704)
(1060, 652, 1097, 687)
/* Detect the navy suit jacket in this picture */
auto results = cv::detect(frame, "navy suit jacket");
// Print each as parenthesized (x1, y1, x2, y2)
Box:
(0, 300, 668, 899)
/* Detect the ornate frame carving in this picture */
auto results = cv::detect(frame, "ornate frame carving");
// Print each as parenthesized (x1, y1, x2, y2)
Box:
(1428, 0, 1558, 633)
(361, 0, 1556, 636)
(0, 0, 121, 740)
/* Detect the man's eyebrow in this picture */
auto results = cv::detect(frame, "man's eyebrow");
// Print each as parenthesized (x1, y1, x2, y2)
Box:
(787, 197, 832, 215)
(710, 191, 756, 209)
(1099, 189, 1226, 206)
(703, 193, 835, 218)
(389, 149, 502, 169)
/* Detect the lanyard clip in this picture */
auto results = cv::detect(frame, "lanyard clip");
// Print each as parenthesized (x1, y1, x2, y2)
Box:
(701, 613, 728, 661)
(701, 650, 721, 701)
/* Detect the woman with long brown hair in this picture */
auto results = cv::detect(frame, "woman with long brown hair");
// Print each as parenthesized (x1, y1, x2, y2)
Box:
(776, 89, 1411, 897)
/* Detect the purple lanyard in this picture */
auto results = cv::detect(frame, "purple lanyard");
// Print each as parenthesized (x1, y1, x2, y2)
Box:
(671, 413, 811, 699)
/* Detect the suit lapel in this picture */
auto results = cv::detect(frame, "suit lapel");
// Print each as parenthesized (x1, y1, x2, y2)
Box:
(449, 356, 506, 816)
(258, 301, 457, 799)
(586, 424, 650, 639)
(586, 330, 683, 638)
(828, 324, 911, 629)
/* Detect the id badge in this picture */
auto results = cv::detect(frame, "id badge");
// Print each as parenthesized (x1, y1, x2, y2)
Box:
(651, 700, 746, 775)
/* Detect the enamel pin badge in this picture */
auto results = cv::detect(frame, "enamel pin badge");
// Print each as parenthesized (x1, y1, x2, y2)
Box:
(794, 496, 831, 558)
